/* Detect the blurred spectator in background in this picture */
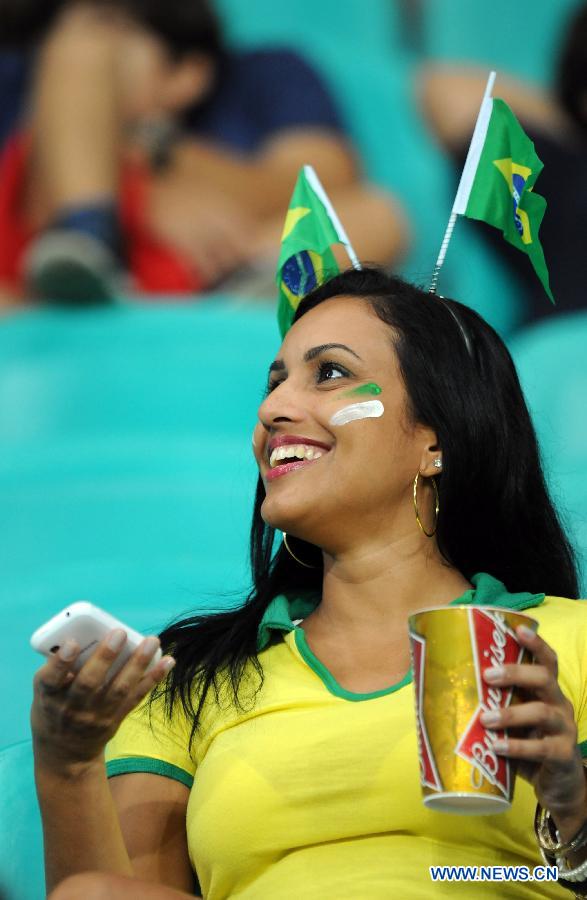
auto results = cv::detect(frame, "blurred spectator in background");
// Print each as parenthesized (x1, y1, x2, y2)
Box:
(0, 0, 406, 309)
(419, 2, 587, 325)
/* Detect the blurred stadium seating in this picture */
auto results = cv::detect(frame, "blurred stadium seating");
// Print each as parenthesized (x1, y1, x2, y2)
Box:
(0, 299, 277, 748)
(509, 311, 587, 594)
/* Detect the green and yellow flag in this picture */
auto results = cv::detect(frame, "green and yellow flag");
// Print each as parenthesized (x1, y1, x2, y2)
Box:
(454, 96, 553, 301)
(276, 165, 358, 336)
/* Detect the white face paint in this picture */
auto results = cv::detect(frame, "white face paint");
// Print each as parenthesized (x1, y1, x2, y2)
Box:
(329, 399, 384, 427)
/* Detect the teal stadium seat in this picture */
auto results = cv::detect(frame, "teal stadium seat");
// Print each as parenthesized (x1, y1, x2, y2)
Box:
(0, 742, 44, 900)
(509, 312, 587, 594)
(214, 0, 404, 61)
(0, 300, 278, 748)
(421, 0, 583, 87)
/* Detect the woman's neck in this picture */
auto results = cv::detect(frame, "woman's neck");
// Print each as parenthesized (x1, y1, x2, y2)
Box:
(313, 534, 471, 638)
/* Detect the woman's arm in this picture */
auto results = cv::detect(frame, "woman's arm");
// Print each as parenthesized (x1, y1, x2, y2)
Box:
(35, 766, 197, 894)
(31, 631, 186, 892)
(146, 135, 407, 286)
(48, 871, 200, 899)
(35, 758, 132, 890)
(110, 773, 196, 890)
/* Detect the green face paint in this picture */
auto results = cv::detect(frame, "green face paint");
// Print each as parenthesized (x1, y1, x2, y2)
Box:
(343, 382, 382, 397)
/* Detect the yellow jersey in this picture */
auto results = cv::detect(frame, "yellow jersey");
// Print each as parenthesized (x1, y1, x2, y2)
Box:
(106, 574, 587, 898)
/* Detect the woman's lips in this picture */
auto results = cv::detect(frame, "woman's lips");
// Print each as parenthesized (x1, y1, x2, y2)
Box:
(265, 456, 324, 481)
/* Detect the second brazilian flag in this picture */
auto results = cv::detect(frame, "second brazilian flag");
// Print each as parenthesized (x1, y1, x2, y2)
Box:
(454, 97, 553, 301)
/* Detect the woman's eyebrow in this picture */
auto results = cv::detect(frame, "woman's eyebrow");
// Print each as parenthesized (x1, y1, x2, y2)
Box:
(268, 343, 362, 376)
(303, 343, 363, 362)
(268, 359, 286, 375)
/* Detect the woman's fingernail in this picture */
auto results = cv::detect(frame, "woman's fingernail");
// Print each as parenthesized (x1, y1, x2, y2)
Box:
(517, 625, 536, 640)
(60, 640, 78, 661)
(480, 710, 501, 727)
(141, 636, 159, 657)
(161, 657, 176, 674)
(484, 667, 505, 682)
(493, 739, 509, 752)
(107, 629, 126, 652)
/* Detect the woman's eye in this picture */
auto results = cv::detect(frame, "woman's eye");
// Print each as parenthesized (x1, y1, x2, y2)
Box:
(265, 379, 282, 395)
(317, 361, 350, 383)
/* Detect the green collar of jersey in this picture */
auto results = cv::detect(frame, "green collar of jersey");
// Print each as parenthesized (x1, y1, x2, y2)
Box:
(256, 572, 545, 651)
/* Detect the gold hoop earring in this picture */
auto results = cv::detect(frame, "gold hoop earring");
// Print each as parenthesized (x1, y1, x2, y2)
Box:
(282, 532, 318, 569)
(413, 473, 439, 538)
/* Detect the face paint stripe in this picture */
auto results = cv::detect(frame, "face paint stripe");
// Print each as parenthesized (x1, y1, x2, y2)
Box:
(330, 400, 384, 427)
(343, 382, 382, 397)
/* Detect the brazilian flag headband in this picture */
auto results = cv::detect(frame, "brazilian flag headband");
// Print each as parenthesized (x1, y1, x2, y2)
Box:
(275, 165, 361, 338)
(429, 71, 552, 302)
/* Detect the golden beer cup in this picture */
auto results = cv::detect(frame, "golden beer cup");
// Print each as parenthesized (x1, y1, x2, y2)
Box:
(408, 606, 538, 814)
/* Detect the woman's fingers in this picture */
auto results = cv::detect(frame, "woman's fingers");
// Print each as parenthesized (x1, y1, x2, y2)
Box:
(489, 733, 579, 765)
(483, 659, 562, 703)
(102, 637, 169, 711)
(34, 640, 81, 693)
(478, 627, 580, 770)
(38, 628, 171, 717)
(480, 699, 568, 735)
(66, 629, 129, 705)
(514, 626, 559, 676)
(460, 627, 584, 816)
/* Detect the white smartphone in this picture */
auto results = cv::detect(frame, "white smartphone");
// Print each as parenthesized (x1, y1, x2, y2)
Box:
(30, 601, 162, 681)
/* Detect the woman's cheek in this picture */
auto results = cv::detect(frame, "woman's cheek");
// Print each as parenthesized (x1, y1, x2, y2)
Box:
(252, 422, 266, 464)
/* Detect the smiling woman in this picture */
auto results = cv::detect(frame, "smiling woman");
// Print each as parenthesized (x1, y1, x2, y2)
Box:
(32, 268, 587, 900)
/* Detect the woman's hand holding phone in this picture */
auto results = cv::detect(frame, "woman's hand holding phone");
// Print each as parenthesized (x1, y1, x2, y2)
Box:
(31, 629, 175, 776)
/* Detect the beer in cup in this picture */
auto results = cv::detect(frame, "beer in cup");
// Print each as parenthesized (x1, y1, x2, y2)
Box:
(408, 606, 537, 814)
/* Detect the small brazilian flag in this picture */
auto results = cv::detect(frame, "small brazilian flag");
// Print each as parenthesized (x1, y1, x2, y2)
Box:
(276, 166, 344, 336)
(454, 98, 553, 302)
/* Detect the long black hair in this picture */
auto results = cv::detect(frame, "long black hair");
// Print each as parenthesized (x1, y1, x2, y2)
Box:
(157, 267, 579, 742)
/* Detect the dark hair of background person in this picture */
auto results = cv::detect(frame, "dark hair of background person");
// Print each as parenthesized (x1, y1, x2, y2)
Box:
(556, 1, 587, 134)
(156, 267, 579, 745)
(0, 0, 63, 46)
(0, 0, 225, 59)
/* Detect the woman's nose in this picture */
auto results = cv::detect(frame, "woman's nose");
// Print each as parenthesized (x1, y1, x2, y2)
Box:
(258, 380, 304, 427)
